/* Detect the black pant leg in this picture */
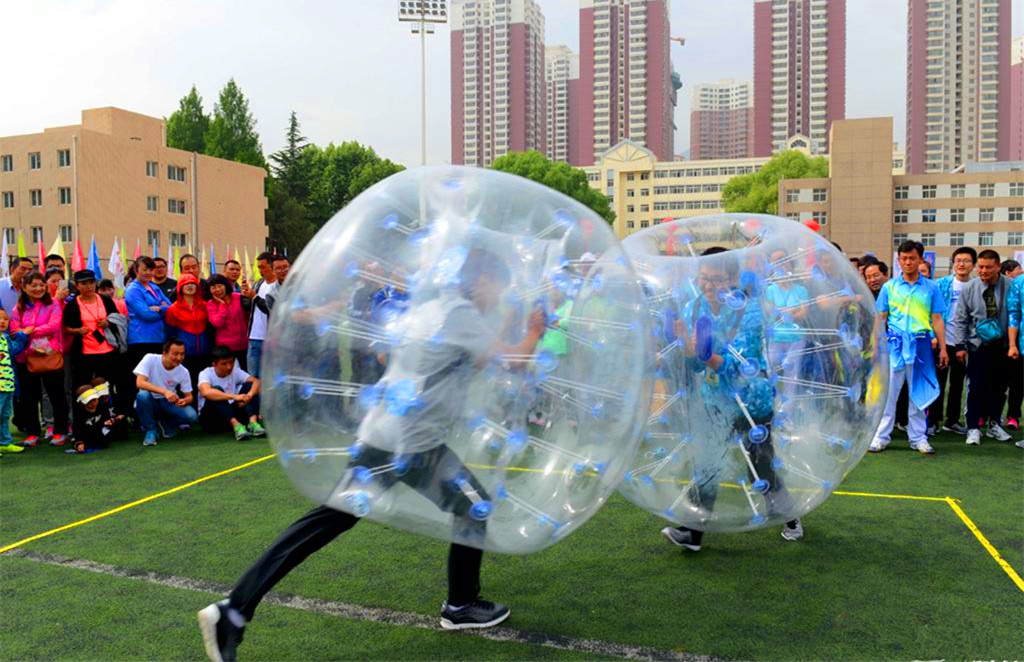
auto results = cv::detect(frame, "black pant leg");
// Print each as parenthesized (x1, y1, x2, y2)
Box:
(228, 505, 359, 621)
(944, 345, 967, 426)
(447, 543, 484, 606)
(931, 355, 949, 427)
(16, 363, 42, 436)
(986, 344, 1009, 423)
(1007, 356, 1023, 420)
(896, 383, 909, 427)
(40, 370, 68, 433)
(965, 347, 988, 429)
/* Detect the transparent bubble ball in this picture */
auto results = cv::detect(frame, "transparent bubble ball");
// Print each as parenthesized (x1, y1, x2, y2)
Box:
(262, 166, 651, 553)
(618, 214, 888, 532)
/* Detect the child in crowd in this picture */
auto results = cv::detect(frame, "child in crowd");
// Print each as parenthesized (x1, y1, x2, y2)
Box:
(0, 309, 29, 454)
(197, 345, 265, 441)
(71, 379, 129, 453)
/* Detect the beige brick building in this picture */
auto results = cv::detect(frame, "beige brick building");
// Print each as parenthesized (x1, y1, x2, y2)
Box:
(779, 117, 1024, 273)
(0, 107, 267, 263)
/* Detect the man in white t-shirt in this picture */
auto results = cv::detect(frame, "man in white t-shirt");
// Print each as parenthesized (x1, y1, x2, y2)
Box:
(241, 252, 277, 379)
(134, 339, 199, 447)
(929, 246, 976, 435)
(198, 345, 264, 441)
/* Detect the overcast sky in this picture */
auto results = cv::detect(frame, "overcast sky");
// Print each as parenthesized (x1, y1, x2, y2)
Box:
(1, 1, 1020, 166)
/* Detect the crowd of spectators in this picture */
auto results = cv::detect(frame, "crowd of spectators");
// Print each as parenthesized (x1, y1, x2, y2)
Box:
(857, 241, 1023, 453)
(0, 251, 290, 454)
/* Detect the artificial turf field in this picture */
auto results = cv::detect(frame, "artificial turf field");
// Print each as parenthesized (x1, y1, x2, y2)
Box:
(1, 427, 1021, 661)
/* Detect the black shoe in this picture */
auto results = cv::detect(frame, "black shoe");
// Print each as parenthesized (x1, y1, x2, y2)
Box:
(439, 599, 510, 630)
(660, 526, 701, 551)
(198, 601, 245, 662)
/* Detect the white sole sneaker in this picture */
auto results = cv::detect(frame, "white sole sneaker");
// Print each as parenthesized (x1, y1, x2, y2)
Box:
(660, 527, 701, 551)
(197, 603, 225, 662)
(440, 609, 510, 630)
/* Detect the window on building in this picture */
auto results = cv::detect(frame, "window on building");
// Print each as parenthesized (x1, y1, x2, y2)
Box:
(30, 190, 42, 207)
(58, 187, 72, 205)
(626, 189, 635, 198)
(626, 173, 635, 181)
(167, 198, 186, 215)
(28, 152, 41, 170)
(640, 204, 649, 212)
(1, 155, 12, 172)
(147, 229, 160, 247)
(950, 232, 965, 247)
(640, 172, 650, 181)
(170, 232, 187, 247)
(59, 225, 72, 242)
(786, 213, 799, 221)
(147, 195, 158, 212)
(812, 188, 827, 202)
(1008, 231, 1023, 246)
(812, 211, 828, 226)
(893, 210, 908, 224)
(950, 208, 965, 222)
(167, 165, 186, 182)
(921, 185, 937, 199)
(626, 205, 635, 213)
(894, 186, 908, 199)
(950, 184, 966, 198)
(1009, 207, 1023, 222)
(1, 192, 12, 208)
(786, 189, 799, 203)
(979, 208, 994, 222)
(893, 233, 907, 247)
(1010, 182, 1023, 196)
(921, 233, 936, 246)
(979, 183, 995, 197)
(58, 149, 71, 167)
(979, 232, 994, 246)
(626, 221, 635, 229)
(146, 161, 158, 177)
(640, 220, 650, 228)
(31, 226, 43, 243)
(640, 188, 649, 197)
(921, 209, 936, 223)
(3, 228, 14, 244)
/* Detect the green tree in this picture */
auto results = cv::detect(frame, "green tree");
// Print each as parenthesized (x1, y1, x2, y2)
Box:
(307, 141, 401, 223)
(269, 111, 313, 201)
(491, 151, 615, 225)
(722, 150, 829, 215)
(204, 79, 266, 168)
(266, 178, 316, 257)
(166, 85, 209, 153)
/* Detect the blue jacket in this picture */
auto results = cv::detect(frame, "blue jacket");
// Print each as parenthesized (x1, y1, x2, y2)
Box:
(935, 275, 958, 326)
(1006, 276, 1024, 353)
(125, 281, 171, 345)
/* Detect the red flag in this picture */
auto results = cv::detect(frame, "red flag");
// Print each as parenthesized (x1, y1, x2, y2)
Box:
(133, 238, 142, 260)
(37, 239, 45, 271)
(72, 239, 86, 271)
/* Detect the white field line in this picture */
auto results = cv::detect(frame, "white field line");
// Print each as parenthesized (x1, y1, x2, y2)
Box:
(4, 550, 727, 662)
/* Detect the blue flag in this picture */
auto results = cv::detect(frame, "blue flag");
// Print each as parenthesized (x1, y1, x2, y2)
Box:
(88, 236, 103, 280)
(209, 243, 217, 275)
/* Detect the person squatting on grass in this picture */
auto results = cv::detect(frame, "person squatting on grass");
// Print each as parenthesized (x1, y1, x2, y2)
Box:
(197, 345, 265, 441)
(133, 339, 199, 447)
(71, 379, 130, 454)
(198, 249, 547, 662)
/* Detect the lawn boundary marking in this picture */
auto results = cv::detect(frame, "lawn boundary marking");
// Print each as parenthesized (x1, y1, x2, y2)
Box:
(0, 453, 277, 555)
(2, 550, 722, 662)
(944, 497, 1024, 593)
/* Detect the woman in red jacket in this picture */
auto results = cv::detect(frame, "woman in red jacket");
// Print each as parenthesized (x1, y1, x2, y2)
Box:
(206, 274, 249, 371)
(164, 274, 210, 396)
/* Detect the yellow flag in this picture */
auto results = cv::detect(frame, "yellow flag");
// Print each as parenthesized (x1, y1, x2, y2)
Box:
(251, 249, 260, 281)
(47, 234, 66, 260)
(17, 232, 26, 258)
(173, 246, 181, 279)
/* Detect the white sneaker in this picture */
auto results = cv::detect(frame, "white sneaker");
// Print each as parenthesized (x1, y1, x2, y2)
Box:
(966, 429, 982, 446)
(911, 440, 935, 454)
(986, 423, 1011, 442)
(1016, 440, 1024, 449)
(868, 440, 887, 453)
(781, 519, 803, 541)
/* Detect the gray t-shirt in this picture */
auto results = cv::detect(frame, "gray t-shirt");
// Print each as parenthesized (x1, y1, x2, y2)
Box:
(357, 295, 497, 452)
(944, 277, 967, 346)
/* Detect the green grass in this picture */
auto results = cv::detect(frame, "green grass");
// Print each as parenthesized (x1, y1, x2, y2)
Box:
(2, 428, 1022, 661)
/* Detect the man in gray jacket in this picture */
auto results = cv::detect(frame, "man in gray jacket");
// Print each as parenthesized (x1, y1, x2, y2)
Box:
(955, 249, 1013, 445)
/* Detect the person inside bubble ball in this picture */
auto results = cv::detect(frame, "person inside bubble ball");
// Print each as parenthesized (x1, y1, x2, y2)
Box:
(198, 248, 547, 662)
(659, 247, 804, 552)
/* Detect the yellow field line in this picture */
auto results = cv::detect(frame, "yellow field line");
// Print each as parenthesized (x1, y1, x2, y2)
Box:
(0, 454, 276, 555)
(832, 489, 950, 503)
(944, 497, 1024, 593)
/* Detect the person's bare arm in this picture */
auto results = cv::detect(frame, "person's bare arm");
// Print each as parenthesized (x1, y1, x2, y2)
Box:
(931, 314, 948, 369)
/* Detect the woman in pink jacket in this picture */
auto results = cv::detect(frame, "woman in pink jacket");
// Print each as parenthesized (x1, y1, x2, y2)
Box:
(206, 274, 250, 371)
(11, 271, 70, 447)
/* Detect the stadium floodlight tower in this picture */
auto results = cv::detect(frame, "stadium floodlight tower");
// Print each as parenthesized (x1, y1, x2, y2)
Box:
(397, 0, 449, 166)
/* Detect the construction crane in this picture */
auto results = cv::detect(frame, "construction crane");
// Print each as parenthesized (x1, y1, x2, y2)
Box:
(670, 36, 686, 46)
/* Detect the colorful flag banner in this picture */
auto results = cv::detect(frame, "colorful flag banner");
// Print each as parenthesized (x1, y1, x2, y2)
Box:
(37, 238, 46, 271)
(209, 243, 217, 276)
(200, 244, 209, 279)
(173, 245, 181, 279)
(133, 238, 142, 260)
(88, 236, 102, 280)
(17, 232, 25, 258)
(46, 235, 65, 262)
(108, 238, 125, 294)
(243, 247, 252, 280)
(72, 239, 86, 272)
(1, 232, 9, 278)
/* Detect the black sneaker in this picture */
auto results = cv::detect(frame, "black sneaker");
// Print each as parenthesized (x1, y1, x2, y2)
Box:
(660, 526, 701, 551)
(198, 601, 245, 662)
(439, 599, 510, 630)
